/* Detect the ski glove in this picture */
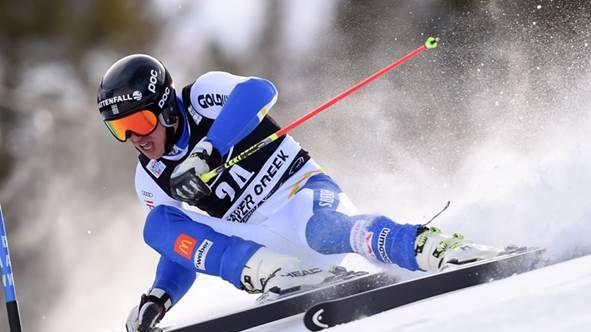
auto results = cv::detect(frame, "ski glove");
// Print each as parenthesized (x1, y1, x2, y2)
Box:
(170, 137, 222, 205)
(126, 288, 172, 332)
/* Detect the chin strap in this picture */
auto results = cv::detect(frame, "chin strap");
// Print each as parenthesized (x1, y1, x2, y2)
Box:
(163, 125, 177, 155)
(161, 93, 182, 155)
(161, 104, 182, 155)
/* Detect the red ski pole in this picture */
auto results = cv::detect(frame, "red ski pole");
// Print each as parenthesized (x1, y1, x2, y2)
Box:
(201, 37, 439, 183)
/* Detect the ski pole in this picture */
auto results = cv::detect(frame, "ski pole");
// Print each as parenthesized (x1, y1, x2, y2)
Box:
(200, 37, 439, 183)
(0, 205, 22, 332)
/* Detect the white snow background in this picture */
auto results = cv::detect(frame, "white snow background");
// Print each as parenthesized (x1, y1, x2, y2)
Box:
(97, 1, 591, 331)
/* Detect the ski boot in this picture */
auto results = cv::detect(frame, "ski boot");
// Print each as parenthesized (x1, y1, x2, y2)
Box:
(414, 226, 503, 272)
(240, 247, 363, 302)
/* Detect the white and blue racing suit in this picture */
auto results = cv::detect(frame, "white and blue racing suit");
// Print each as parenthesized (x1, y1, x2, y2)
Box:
(134, 72, 420, 306)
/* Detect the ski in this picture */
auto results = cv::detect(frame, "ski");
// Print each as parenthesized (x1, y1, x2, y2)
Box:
(303, 247, 545, 331)
(164, 270, 399, 332)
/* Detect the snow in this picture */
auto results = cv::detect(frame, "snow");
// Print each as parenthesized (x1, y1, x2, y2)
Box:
(326, 255, 591, 332)
(158, 254, 591, 331)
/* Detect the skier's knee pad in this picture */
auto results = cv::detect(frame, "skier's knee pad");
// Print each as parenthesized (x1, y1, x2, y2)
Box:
(306, 210, 355, 254)
(143, 205, 262, 288)
(306, 210, 420, 270)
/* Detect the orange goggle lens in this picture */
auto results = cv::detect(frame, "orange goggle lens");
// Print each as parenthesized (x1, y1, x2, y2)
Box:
(104, 110, 158, 142)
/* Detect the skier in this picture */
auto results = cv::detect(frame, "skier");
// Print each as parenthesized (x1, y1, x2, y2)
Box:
(96, 54, 501, 332)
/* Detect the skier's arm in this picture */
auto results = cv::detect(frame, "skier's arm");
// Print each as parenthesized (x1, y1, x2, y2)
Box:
(170, 72, 278, 205)
(189, 71, 278, 155)
(126, 257, 196, 332)
(134, 163, 199, 301)
(206, 76, 278, 155)
(128, 165, 198, 331)
(152, 256, 197, 305)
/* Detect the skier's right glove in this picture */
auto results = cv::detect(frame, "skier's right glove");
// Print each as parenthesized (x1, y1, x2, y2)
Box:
(126, 288, 172, 332)
(170, 137, 222, 205)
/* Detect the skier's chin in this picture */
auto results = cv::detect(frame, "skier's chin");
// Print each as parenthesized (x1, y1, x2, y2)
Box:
(141, 149, 164, 160)
(136, 144, 165, 159)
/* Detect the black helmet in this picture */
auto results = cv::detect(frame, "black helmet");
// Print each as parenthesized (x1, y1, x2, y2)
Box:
(97, 54, 177, 127)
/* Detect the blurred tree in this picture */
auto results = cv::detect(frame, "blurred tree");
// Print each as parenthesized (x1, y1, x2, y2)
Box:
(199, 0, 283, 82)
(0, 0, 161, 87)
(0, 0, 161, 182)
(0, 0, 161, 329)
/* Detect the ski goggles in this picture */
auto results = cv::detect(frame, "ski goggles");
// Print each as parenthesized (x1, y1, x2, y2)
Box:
(103, 109, 159, 142)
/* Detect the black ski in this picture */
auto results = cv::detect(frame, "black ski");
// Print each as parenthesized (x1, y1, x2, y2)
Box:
(303, 247, 545, 331)
(164, 271, 399, 332)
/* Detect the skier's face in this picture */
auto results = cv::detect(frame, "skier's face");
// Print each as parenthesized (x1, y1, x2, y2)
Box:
(129, 122, 167, 159)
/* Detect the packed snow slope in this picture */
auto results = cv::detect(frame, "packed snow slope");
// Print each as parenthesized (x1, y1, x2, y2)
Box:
(323, 254, 591, 332)
(155, 253, 591, 332)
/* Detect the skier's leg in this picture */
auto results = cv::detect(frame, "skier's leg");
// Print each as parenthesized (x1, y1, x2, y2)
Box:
(252, 171, 413, 268)
(144, 205, 351, 295)
(296, 173, 419, 271)
(301, 174, 501, 272)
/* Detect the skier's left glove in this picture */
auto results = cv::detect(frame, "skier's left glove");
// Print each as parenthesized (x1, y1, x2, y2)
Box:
(126, 288, 172, 332)
(170, 137, 222, 205)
